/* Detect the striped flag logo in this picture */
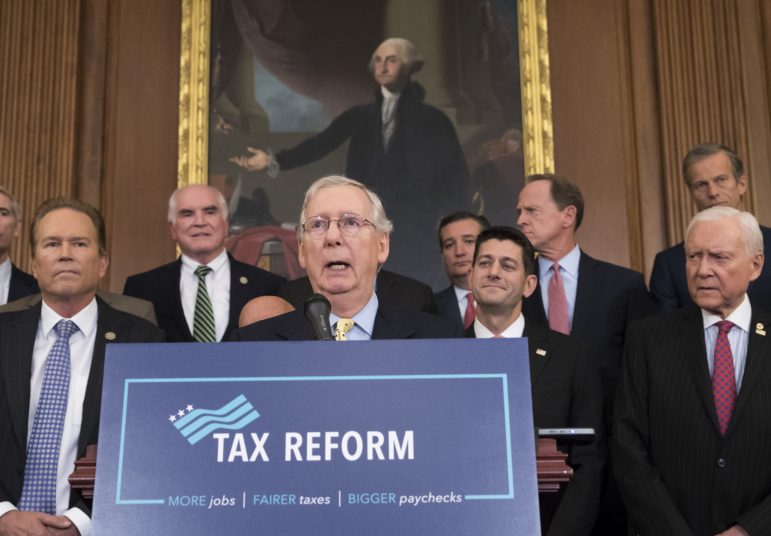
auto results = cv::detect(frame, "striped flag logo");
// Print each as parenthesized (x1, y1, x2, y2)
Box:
(170, 395, 260, 445)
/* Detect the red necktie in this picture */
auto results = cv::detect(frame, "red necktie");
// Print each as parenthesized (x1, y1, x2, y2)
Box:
(548, 262, 570, 335)
(463, 292, 475, 330)
(712, 320, 736, 436)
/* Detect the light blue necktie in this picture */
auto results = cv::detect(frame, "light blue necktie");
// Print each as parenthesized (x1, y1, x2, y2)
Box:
(19, 319, 78, 514)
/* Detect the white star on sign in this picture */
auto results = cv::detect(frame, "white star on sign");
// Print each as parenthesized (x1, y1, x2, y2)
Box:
(168, 415, 176, 423)
(177, 410, 185, 417)
(186, 404, 194, 412)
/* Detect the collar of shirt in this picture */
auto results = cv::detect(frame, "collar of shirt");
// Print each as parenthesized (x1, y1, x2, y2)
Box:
(453, 285, 472, 317)
(381, 85, 402, 101)
(330, 292, 379, 341)
(538, 243, 580, 278)
(474, 314, 525, 338)
(180, 248, 229, 274)
(701, 293, 752, 333)
(0, 257, 10, 304)
(40, 296, 98, 339)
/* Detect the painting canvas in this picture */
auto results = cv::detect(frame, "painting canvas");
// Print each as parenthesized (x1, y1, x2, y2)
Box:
(189, 0, 533, 289)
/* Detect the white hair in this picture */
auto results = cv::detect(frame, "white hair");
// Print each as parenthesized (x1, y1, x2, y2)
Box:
(368, 37, 425, 76)
(686, 206, 763, 256)
(167, 185, 229, 224)
(297, 175, 393, 241)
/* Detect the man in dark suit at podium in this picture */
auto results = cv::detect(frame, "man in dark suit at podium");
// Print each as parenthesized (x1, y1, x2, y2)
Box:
(124, 185, 285, 342)
(0, 186, 38, 304)
(434, 211, 490, 329)
(0, 199, 163, 536)
(232, 175, 459, 341)
(615, 207, 771, 535)
(650, 144, 771, 312)
(465, 226, 604, 535)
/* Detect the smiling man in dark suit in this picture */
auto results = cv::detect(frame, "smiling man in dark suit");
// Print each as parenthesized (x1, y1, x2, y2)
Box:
(650, 144, 771, 313)
(232, 175, 459, 341)
(124, 185, 285, 342)
(0, 198, 163, 536)
(465, 226, 604, 535)
(0, 186, 38, 304)
(614, 206, 771, 535)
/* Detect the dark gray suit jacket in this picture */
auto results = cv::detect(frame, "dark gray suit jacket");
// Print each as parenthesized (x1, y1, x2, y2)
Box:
(466, 321, 605, 536)
(614, 306, 771, 535)
(0, 298, 164, 516)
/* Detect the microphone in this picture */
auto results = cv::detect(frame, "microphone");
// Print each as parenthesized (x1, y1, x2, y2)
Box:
(304, 293, 334, 341)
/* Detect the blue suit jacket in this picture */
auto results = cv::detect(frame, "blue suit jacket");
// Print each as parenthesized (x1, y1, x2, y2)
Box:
(650, 225, 771, 313)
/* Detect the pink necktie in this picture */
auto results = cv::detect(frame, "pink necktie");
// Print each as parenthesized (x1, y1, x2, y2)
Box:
(463, 292, 476, 330)
(712, 320, 736, 435)
(548, 262, 570, 335)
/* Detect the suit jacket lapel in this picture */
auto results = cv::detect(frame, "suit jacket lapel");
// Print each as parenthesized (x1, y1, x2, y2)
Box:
(679, 306, 720, 433)
(523, 265, 547, 326)
(571, 251, 602, 337)
(523, 321, 550, 386)
(372, 301, 417, 339)
(167, 259, 193, 340)
(79, 300, 110, 451)
(227, 255, 250, 337)
(728, 310, 771, 434)
(274, 311, 316, 340)
(2, 305, 40, 453)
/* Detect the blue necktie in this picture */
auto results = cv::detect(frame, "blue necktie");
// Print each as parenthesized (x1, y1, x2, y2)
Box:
(19, 319, 78, 514)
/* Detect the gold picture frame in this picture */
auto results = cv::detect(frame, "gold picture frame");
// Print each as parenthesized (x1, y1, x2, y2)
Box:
(177, 0, 554, 188)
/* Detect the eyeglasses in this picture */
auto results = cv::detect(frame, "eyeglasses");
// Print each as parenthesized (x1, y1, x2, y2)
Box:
(301, 214, 375, 237)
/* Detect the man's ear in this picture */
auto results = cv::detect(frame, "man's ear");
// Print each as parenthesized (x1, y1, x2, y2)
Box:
(561, 205, 577, 229)
(522, 274, 538, 299)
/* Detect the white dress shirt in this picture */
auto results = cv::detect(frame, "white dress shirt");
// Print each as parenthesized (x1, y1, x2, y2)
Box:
(180, 250, 230, 341)
(473, 313, 526, 339)
(453, 285, 472, 320)
(701, 294, 752, 392)
(0, 257, 11, 305)
(0, 298, 98, 535)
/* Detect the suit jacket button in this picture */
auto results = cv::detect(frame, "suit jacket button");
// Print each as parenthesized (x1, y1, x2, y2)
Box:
(717, 457, 727, 468)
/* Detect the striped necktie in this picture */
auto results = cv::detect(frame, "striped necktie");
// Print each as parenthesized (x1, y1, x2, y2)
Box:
(19, 319, 78, 514)
(335, 318, 355, 341)
(193, 265, 216, 342)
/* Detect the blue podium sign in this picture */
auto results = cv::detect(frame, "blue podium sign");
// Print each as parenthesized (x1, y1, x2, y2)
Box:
(92, 339, 540, 535)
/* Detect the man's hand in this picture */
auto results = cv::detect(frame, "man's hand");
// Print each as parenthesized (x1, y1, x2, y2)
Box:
(716, 526, 749, 536)
(0, 510, 77, 536)
(230, 147, 269, 171)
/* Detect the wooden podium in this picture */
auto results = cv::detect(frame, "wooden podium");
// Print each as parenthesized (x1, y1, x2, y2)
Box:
(71, 439, 572, 530)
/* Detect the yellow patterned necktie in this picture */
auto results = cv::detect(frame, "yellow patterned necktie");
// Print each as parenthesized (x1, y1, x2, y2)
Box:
(335, 318, 355, 341)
